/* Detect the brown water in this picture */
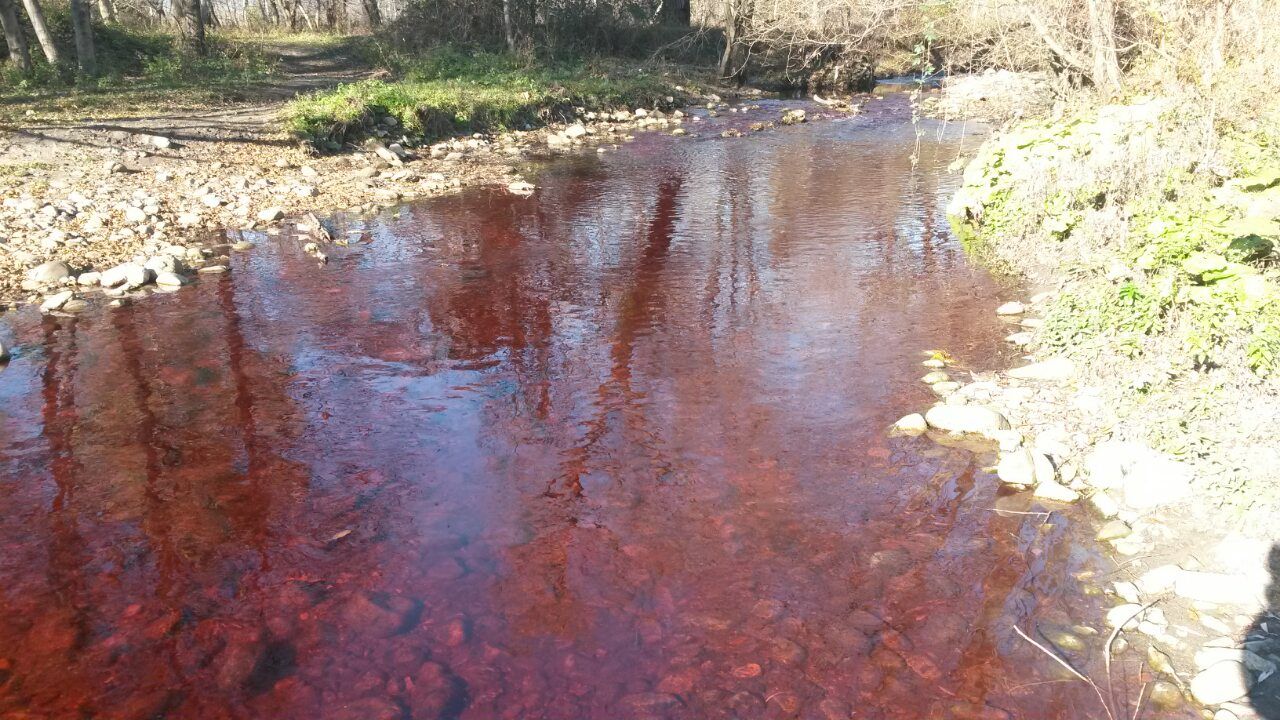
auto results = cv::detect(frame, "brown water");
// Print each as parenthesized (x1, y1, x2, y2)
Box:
(0, 98, 1161, 719)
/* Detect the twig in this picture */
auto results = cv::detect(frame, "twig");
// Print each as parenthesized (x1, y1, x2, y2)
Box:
(1014, 625, 1116, 720)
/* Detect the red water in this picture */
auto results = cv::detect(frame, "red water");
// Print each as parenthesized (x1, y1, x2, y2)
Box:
(0, 99, 1168, 719)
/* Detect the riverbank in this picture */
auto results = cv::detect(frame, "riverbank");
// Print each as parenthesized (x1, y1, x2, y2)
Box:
(905, 79, 1280, 719)
(0, 48, 755, 313)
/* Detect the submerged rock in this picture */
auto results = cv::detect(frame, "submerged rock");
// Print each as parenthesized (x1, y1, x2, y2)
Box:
(995, 301, 1025, 315)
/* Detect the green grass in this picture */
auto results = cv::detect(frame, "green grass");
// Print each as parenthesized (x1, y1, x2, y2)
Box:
(284, 48, 685, 148)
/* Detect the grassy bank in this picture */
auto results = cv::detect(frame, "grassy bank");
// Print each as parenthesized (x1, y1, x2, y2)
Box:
(283, 49, 688, 149)
(948, 91, 1280, 517)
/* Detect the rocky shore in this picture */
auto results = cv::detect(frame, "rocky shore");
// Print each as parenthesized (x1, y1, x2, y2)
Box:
(0, 102, 717, 314)
(892, 292, 1276, 719)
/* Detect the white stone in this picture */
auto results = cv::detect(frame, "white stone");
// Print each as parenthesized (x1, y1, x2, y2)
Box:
(100, 263, 152, 289)
(257, 207, 285, 222)
(564, 123, 588, 139)
(1084, 441, 1192, 508)
(930, 381, 961, 395)
(997, 448, 1044, 486)
(921, 371, 950, 384)
(40, 290, 74, 312)
(76, 272, 101, 286)
(1106, 604, 1145, 631)
(1190, 661, 1249, 705)
(1033, 479, 1079, 502)
(1007, 357, 1075, 381)
(996, 301, 1026, 315)
(1137, 564, 1183, 594)
(201, 194, 224, 208)
(1113, 581, 1141, 603)
(149, 135, 173, 149)
(1088, 490, 1121, 518)
(124, 206, 147, 223)
(924, 405, 1010, 438)
(507, 181, 536, 196)
(1173, 570, 1265, 607)
(153, 271, 185, 287)
(891, 413, 928, 436)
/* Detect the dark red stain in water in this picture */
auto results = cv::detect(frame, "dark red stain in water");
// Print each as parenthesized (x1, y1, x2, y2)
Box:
(0, 99, 1184, 719)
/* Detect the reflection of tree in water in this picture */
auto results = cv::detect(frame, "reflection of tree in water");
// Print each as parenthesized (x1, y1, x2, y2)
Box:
(0, 274, 320, 717)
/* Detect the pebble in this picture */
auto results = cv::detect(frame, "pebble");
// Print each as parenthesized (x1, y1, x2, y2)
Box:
(257, 207, 286, 222)
(198, 265, 229, 274)
(1190, 660, 1249, 705)
(995, 301, 1026, 315)
(921, 371, 950, 384)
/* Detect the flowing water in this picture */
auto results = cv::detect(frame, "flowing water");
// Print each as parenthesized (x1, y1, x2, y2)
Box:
(0, 97, 1166, 719)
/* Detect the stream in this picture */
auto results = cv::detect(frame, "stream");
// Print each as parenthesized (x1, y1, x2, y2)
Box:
(0, 96, 1169, 719)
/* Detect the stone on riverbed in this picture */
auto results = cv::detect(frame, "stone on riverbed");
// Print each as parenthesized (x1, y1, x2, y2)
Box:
(996, 301, 1025, 315)
(1191, 660, 1249, 705)
(1006, 356, 1075, 381)
(1096, 519, 1131, 541)
(924, 405, 1010, 437)
(40, 290, 74, 312)
(257, 207, 286, 223)
(1033, 479, 1079, 503)
(101, 262, 153, 289)
(996, 448, 1055, 487)
(892, 413, 928, 436)
(921, 371, 950, 384)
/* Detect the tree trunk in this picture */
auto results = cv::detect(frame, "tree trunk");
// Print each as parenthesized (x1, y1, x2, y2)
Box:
(20, 0, 60, 64)
(1086, 0, 1121, 92)
(361, 0, 380, 28)
(718, 0, 737, 77)
(174, 0, 205, 55)
(0, 0, 31, 73)
(502, 0, 515, 52)
(68, 0, 96, 76)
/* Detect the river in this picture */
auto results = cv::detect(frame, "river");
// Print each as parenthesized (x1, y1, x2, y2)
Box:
(0, 96, 1170, 718)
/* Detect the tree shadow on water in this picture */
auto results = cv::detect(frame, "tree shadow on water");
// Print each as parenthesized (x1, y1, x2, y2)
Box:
(1242, 544, 1280, 718)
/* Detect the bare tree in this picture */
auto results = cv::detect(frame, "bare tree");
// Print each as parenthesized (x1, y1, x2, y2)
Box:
(1086, 0, 1121, 90)
(0, 0, 31, 73)
(20, 0, 61, 65)
(361, 0, 380, 27)
(173, 0, 206, 54)
(69, 0, 96, 76)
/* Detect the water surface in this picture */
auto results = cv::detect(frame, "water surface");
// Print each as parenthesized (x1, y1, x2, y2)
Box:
(0, 98, 1156, 719)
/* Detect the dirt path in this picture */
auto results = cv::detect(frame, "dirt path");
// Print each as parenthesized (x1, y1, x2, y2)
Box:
(0, 38, 380, 169)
